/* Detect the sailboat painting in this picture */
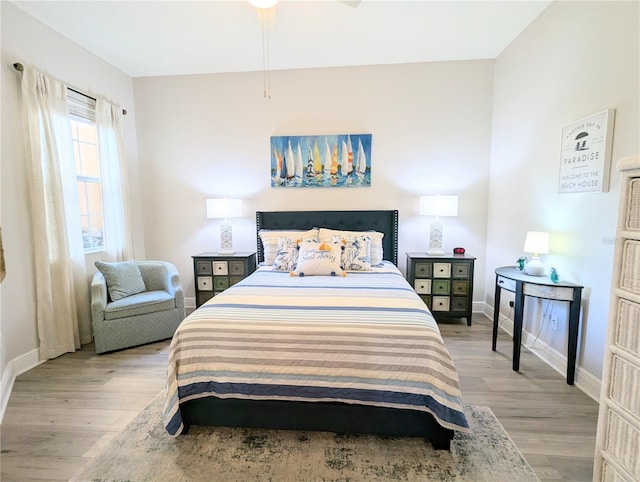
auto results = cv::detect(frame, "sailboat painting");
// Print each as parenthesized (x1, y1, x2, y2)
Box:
(270, 134, 372, 188)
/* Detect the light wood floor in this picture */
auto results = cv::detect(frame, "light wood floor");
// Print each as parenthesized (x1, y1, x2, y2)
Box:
(0, 314, 599, 481)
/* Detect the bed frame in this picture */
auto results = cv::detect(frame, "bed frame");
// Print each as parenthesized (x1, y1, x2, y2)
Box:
(181, 210, 455, 450)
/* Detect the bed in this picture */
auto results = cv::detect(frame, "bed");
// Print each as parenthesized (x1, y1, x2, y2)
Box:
(163, 210, 469, 450)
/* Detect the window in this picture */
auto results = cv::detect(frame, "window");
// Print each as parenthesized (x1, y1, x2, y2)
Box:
(68, 89, 103, 252)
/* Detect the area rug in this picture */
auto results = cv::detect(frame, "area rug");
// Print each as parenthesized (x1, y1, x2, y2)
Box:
(71, 393, 539, 482)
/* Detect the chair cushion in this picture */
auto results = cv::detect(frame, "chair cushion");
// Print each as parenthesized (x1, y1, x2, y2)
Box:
(95, 261, 146, 301)
(104, 290, 175, 320)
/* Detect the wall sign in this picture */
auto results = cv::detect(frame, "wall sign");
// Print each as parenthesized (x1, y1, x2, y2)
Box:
(558, 109, 615, 194)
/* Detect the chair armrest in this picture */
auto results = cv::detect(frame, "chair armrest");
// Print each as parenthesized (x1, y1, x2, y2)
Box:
(91, 271, 108, 323)
(166, 262, 185, 318)
(139, 261, 185, 319)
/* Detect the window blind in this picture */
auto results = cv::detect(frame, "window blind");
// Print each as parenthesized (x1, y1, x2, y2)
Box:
(67, 88, 96, 122)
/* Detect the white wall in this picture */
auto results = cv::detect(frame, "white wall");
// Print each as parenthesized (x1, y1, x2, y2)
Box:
(132, 61, 494, 306)
(487, 0, 639, 391)
(4, 0, 635, 413)
(0, 2, 144, 413)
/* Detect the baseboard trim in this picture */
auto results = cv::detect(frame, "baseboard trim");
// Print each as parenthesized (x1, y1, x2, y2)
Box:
(482, 303, 601, 402)
(0, 348, 42, 423)
(185, 297, 196, 310)
(0, 361, 14, 423)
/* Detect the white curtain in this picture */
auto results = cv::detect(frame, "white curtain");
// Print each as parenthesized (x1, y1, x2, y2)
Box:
(20, 68, 92, 358)
(96, 100, 134, 261)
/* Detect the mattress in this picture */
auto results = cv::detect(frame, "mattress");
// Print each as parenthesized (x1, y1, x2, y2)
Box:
(164, 263, 469, 435)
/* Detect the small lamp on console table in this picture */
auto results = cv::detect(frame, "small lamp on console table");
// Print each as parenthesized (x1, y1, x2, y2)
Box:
(206, 198, 242, 255)
(420, 195, 459, 256)
(523, 231, 549, 276)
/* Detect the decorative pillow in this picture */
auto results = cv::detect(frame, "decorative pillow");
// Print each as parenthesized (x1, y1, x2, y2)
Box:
(291, 242, 345, 277)
(319, 228, 384, 266)
(95, 261, 146, 301)
(272, 237, 302, 272)
(332, 235, 372, 271)
(259, 228, 319, 266)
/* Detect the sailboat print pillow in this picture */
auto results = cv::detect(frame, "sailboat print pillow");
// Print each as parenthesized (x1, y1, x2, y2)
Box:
(272, 237, 298, 271)
(332, 235, 372, 271)
(259, 228, 319, 266)
(272, 237, 316, 272)
(319, 228, 384, 266)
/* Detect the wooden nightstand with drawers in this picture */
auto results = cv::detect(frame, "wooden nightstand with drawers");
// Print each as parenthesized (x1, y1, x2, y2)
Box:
(406, 253, 476, 325)
(192, 252, 257, 308)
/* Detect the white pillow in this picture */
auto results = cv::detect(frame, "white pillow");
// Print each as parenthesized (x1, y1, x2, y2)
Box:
(332, 235, 372, 271)
(259, 228, 319, 266)
(319, 228, 384, 266)
(291, 242, 345, 277)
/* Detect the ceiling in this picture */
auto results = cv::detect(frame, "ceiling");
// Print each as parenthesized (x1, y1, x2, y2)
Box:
(11, 0, 552, 78)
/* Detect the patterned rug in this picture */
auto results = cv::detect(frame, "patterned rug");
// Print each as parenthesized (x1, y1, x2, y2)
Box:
(71, 393, 539, 482)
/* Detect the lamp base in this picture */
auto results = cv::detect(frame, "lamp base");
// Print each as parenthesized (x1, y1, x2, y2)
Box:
(524, 257, 545, 276)
(427, 221, 446, 257)
(219, 221, 234, 255)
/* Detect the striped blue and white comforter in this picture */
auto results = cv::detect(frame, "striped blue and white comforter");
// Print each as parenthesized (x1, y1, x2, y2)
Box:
(164, 263, 469, 435)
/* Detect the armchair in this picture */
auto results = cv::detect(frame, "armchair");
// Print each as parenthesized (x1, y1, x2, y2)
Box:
(91, 260, 185, 354)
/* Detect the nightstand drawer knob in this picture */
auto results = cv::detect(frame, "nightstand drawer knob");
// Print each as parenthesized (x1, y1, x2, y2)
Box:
(415, 280, 432, 294)
(213, 261, 229, 275)
(433, 263, 451, 278)
(415, 263, 432, 277)
(431, 296, 450, 311)
(196, 261, 213, 275)
(229, 261, 245, 275)
(197, 276, 213, 290)
(497, 276, 516, 292)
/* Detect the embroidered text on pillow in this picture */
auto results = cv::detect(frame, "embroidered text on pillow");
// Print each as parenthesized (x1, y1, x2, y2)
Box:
(290, 242, 346, 277)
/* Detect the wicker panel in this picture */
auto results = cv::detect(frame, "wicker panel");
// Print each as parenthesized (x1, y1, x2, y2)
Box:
(621, 240, 640, 294)
(610, 355, 640, 416)
(615, 299, 640, 355)
(627, 178, 640, 231)
(602, 460, 627, 482)
(605, 410, 640, 479)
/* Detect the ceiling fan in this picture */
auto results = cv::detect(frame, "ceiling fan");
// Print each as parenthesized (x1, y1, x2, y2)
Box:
(248, 0, 361, 8)
(247, 0, 362, 98)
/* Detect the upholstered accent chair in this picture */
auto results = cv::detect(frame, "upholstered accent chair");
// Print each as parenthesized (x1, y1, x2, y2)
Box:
(91, 260, 185, 354)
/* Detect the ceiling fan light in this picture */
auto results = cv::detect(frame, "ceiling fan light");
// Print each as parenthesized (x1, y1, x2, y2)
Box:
(248, 0, 278, 8)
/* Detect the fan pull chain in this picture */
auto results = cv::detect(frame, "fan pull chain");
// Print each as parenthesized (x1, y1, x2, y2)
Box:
(261, 11, 271, 99)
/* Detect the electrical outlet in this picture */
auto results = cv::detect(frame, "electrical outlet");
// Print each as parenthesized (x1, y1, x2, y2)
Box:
(551, 318, 558, 330)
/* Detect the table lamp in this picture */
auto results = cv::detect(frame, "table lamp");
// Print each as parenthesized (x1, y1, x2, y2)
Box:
(420, 195, 459, 256)
(206, 198, 242, 254)
(523, 231, 549, 276)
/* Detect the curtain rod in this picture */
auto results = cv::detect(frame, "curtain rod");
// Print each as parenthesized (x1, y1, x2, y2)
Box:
(12, 62, 127, 115)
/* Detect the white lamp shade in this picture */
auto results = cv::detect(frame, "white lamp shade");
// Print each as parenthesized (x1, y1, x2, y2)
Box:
(206, 198, 242, 219)
(420, 195, 459, 217)
(523, 231, 549, 255)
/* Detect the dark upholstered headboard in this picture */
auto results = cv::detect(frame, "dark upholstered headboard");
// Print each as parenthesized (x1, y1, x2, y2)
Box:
(256, 210, 399, 265)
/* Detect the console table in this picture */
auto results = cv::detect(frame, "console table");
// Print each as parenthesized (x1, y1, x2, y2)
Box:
(492, 266, 583, 385)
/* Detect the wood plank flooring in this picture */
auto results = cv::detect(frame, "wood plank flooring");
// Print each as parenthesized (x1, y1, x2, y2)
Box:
(0, 314, 599, 481)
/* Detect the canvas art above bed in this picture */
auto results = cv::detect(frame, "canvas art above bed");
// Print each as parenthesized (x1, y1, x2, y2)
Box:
(270, 134, 372, 188)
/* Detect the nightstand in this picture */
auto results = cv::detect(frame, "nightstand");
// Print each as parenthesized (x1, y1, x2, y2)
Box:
(406, 253, 476, 325)
(192, 252, 256, 308)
